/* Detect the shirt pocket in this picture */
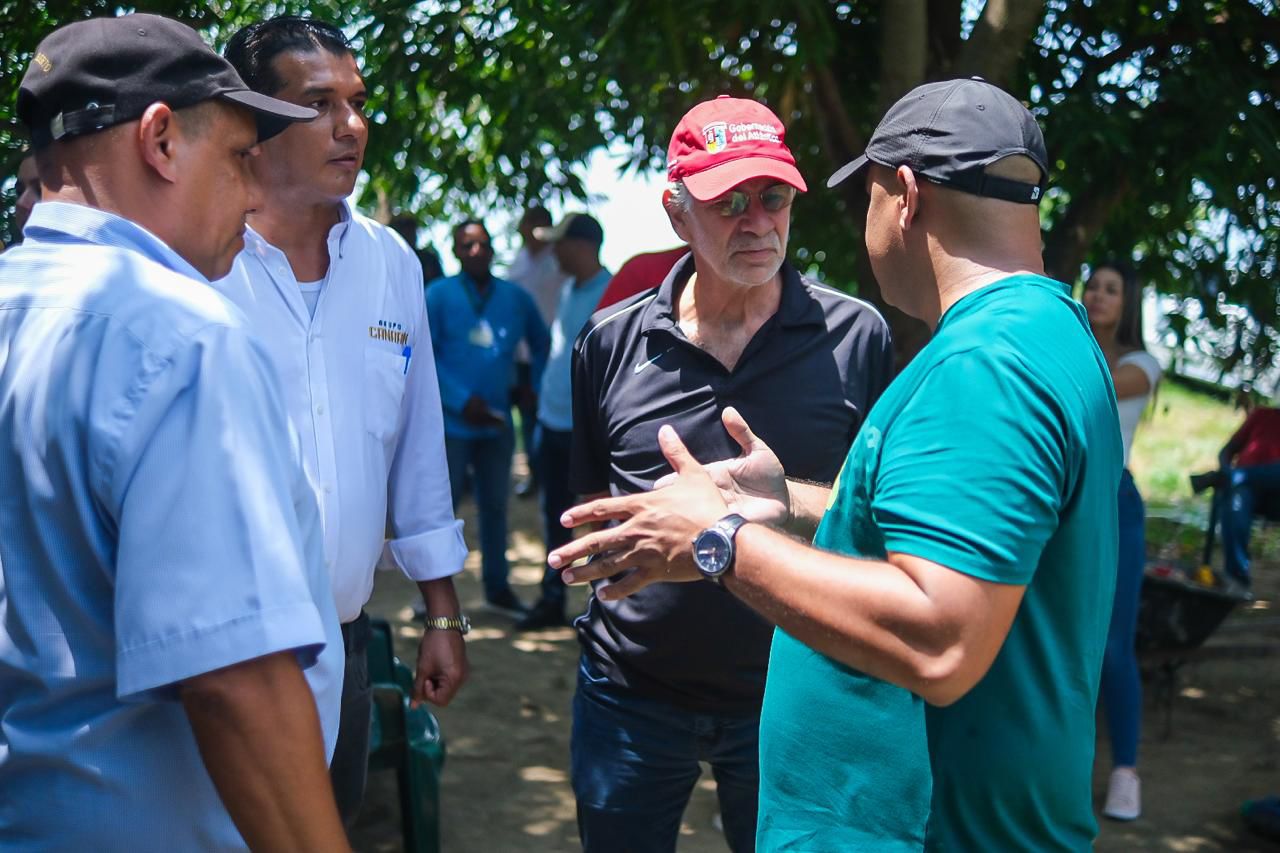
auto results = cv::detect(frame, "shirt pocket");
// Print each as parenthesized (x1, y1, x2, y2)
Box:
(363, 346, 407, 443)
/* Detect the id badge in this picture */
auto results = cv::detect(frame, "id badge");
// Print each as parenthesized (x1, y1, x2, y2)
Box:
(468, 319, 495, 348)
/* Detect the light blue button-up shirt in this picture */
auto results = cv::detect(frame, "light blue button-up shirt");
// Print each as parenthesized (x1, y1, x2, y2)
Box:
(537, 268, 612, 432)
(0, 202, 342, 850)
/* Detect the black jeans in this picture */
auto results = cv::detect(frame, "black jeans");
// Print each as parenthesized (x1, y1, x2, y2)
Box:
(330, 611, 372, 831)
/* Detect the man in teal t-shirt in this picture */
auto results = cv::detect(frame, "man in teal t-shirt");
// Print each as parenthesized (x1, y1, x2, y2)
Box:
(545, 79, 1122, 851)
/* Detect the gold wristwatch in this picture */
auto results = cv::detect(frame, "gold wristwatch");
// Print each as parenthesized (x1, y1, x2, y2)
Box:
(424, 614, 471, 635)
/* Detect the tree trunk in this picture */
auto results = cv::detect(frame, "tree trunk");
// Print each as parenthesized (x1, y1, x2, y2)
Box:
(1042, 175, 1132, 284)
(954, 0, 1045, 89)
(878, 0, 928, 114)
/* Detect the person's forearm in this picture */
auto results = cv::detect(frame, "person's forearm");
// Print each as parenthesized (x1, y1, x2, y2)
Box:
(724, 524, 967, 705)
(783, 479, 832, 537)
(418, 576, 461, 616)
(182, 652, 349, 853)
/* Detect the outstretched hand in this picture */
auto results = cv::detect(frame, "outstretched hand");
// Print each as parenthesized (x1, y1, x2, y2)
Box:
(547, 424, 728, 600)
(655, 407, 789, 527)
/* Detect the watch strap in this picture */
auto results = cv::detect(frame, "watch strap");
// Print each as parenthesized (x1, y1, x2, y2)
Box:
(703, 513, 750, 584)
(424, 615, 470, 635)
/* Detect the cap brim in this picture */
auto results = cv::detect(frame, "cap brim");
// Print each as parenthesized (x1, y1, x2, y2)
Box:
(826, 154, 869, 189)
(532, 221, 568, 242)
(682, 157, 808, 201)
(220, 89, 318, 143)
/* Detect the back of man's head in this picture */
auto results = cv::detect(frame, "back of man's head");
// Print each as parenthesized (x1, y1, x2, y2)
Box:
(225, 16, 352, 95)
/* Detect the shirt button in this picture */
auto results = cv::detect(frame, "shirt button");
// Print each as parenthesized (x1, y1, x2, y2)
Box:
(316, 405, 325, 415)
(323, 484, 333, 495)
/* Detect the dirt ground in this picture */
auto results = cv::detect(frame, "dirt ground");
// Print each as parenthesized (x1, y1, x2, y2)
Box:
(352, 467, 1280, 852)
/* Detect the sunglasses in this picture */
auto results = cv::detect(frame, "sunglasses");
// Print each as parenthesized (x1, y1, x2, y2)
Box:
(707, 184, 798, 218)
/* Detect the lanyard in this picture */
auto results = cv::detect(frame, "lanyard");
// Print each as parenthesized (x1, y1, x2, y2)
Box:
(463, 275, 494, 318)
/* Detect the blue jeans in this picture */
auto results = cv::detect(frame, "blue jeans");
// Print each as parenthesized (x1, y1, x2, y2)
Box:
(535, 424, 574, 608)
(1100, 469, 1145, 768)
(445, 432, 515, 601)
(571, 656, 759, 853)
(1220, 461, 1280, 584)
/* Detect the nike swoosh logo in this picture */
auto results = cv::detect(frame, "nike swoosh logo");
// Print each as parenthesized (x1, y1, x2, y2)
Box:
(634, 347, 674, 375)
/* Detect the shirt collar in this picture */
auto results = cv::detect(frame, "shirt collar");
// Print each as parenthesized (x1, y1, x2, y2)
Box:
(639, 254, 824, 334)
(241, 199, 355, 264)
(573, 268, 612, 292)
(23, 201, 207, 282)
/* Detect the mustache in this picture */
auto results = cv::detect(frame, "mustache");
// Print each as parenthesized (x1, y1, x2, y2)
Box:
(728, 234, 782, 254)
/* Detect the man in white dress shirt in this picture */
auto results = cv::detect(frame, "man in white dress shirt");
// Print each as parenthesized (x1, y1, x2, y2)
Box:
(219, 16, 470, 829)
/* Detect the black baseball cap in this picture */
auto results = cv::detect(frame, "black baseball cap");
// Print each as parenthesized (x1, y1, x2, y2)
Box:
(17, 14, 316, 148)
(533, 212, 604, 246)
(827, 78, 1048, 204)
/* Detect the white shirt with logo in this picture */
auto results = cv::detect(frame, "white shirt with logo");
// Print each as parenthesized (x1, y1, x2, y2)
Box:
(214, 202, 466, 622)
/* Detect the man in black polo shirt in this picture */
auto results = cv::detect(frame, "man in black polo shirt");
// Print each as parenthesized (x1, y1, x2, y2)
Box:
(566, 95, 893, 852)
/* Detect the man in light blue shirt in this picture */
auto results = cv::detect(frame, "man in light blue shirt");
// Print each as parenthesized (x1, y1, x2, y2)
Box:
(0, 15, 348, 851)
(428, 219, 550, 616)
(518, 213, 611, 630)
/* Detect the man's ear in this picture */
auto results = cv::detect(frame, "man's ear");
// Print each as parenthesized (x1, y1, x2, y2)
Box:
(896, 165, 920, 231)
(662, 191, 691, 243)
(136, 102, 181, 185)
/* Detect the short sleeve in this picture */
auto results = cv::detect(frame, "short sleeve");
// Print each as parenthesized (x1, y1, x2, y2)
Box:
(873, 349, 1070, 585)
(569, 324, 609, 496)
(1116, 350, 1162, 391)
(108, 326, 328, 700)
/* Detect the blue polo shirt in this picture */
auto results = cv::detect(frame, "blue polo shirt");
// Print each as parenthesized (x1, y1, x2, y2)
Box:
(758, 275, 1120, 851)
(0, 203, 341, 850)
(426, 271, 550, 439)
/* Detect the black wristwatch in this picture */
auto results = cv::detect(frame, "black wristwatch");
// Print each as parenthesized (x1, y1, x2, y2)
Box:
(692, 513, 750, 584)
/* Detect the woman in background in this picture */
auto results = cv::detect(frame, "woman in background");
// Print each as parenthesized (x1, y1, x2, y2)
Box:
(1082, 260, 1162, 822)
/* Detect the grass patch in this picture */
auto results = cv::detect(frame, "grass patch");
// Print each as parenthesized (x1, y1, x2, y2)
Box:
(1130, 380, 1240, 508)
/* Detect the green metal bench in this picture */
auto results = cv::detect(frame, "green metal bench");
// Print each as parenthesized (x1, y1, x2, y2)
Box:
(367, 617, 446, 853)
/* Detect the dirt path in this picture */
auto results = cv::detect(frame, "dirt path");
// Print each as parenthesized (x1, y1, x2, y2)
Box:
(353, 485, 1280, 852)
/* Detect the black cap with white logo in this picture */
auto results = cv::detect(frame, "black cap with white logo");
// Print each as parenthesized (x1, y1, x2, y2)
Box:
(827, 77, 1048, 204)
(18, 13, 316, 147)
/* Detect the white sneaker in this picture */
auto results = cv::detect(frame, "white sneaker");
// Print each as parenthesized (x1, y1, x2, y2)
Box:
(1103, 767, 1141, 821)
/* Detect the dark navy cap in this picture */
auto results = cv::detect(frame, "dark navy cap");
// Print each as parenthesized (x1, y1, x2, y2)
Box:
(18, 13, 316, 147)
(827, 78, 1048, 204)
(534, 212, 605, 246)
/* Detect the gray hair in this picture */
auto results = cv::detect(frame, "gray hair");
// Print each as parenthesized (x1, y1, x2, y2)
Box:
(665, 179, 694, 213)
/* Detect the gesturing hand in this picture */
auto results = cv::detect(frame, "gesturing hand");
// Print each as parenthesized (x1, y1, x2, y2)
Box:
(655, 407, 789, 527)
(547, 424, 729, 600)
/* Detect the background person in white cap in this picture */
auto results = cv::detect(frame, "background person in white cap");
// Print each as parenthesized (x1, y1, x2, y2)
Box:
(517, 212, 611, 631)
(0, 13, 350, 851)
(561, 95, 893, 852)
(550, 78, 1121, 851)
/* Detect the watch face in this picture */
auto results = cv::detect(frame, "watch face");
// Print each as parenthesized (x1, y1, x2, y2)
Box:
(694, 529, 732, 575)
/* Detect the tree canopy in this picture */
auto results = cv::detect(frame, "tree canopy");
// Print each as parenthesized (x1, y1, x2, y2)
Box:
(3, 1, 1277, 381)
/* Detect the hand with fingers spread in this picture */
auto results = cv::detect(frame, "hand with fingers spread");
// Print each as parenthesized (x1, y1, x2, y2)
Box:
(655, 406, 789, 527)
(547, 424, 729, 600)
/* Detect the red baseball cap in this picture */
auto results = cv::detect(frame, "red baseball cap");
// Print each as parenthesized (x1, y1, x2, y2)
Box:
(666, 95, 807, 201)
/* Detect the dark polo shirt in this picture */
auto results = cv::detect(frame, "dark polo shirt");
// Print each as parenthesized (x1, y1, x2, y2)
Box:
(569, 255, 893, 713)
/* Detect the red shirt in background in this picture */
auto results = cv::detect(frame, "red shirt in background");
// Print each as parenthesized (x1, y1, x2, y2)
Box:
(1232, 406, 1280, 467)
(596, 246, 688, 310)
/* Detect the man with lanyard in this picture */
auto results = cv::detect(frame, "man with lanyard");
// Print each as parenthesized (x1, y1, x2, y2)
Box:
(563, 97, 893, 851)
(550, 79, 1121, 850)
(516, 213, 612, 631)
(0, 14, 349, 850)
(428, 218, 550, 618)
(219, 16, 470, 829)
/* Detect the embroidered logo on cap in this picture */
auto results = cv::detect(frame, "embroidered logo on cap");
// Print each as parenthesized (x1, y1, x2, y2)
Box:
(703, 122, 728, 154)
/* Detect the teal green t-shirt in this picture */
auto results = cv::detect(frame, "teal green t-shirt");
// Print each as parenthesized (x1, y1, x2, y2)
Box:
(757, 275, 1121, 852)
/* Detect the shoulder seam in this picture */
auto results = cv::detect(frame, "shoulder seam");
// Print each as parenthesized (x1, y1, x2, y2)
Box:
(580, 294, 657, 349)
